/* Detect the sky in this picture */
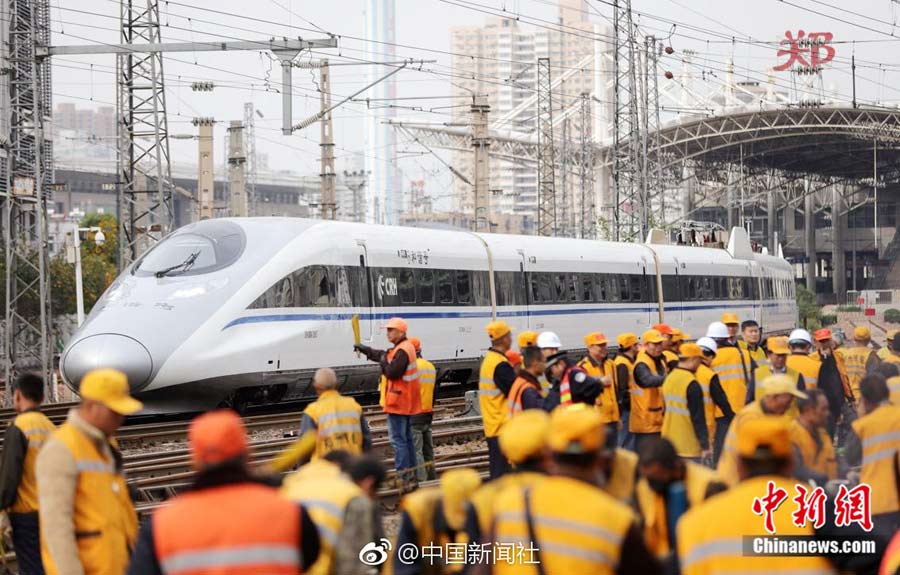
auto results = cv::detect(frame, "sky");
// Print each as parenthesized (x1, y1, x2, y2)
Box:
(49, 0, 900, 202)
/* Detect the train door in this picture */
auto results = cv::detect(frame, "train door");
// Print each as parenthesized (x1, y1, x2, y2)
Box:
(355, 240, 374, 343)
(641, 256, 655, 327)
(671, 257, 684, 327)
(747, 262, 760, 325)
(518, 250, 532, 329)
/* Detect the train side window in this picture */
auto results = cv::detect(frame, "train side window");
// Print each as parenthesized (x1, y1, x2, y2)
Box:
(630, 275, 642, 302)
(398, 268, 416, 304)
(552, 274, 565, 302)
(539, 273, 553, 303)
(567, 274, 578, 302)
(581, 275, 593, 302)
(294, 265, 331, 307)
(457, 270, 472, 304)
(662, 276, 679, 301)
(437, 270, 454, 304)
(334, 267, 353, 307)
(596, 276, 607, 301)
(619, 275, 630, 301)
(607, 276, 619, 302)
(686, 277, 698, 301)
(473, 271, 491, 306)
(417, 269, 435, 304)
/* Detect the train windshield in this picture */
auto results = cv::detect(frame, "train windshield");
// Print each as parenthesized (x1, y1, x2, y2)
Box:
(133, 220, 245, 277)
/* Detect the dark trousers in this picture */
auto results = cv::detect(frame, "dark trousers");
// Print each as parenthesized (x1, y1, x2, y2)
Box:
(487, 436, 510, 479)
(713, 417, 732, 464)
(410, 412, 435, 482)
(633, 432, 661, 455)
(10, 512, 45, 575)
(619, 410, 636, 451)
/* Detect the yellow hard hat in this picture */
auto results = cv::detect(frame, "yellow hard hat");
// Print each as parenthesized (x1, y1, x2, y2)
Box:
(548, 406, 604, 455)
(439, 468, 482, 530)
(584, 332, 608, 346)
(500, 410, 551, 464)
(617, 333, 638, 348)
(737, 417, 792, 459)
(517, 330, 538, 349)
(678, 343, 704, 359)
(671, 328, 689, 343)
(766, 336, 790, 355)
(486, 320, 512, 341)
(853, 326, 871, 340)
(760, 374, 807, 399)
(721, 313, 740, 325)
(80, 369, 143, 415)
(642, 329, 665, 344)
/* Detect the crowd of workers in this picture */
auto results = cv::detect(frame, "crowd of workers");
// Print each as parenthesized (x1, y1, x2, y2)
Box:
(0, 312, 898, 574)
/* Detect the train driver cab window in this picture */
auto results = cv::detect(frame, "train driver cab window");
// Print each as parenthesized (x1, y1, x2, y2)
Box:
(437, 270, 454, 304)
(133, 220, 245, 277)
(295, 266, 332, 307)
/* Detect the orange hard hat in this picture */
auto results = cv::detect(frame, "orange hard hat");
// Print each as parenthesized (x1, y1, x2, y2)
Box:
(652, 323, 674, 336)
(409, 337, 422, 352)
(384, 317, 408, 332)
(505, 350, 523, 365)
(189, 410, 248, 469)
(813, 328, 832, 341)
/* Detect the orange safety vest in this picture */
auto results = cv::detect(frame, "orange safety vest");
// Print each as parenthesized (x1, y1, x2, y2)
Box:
(507, 375, 543, 417)
(630, 351, 665, 433)
(711, 346, 752, 417)
(154, 483, 302, 575)
(579, 356, 619, 424)
(383, 339, 422, 415)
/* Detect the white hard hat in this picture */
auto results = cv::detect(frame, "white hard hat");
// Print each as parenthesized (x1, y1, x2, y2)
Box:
(706, 321, 730, 339)
(696, 337, 718, 353)
(537, 331, 562, 349)
(788, 329, 813, 345)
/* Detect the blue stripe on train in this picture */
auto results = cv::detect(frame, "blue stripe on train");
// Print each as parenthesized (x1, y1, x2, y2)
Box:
(222, 301, 791, 330)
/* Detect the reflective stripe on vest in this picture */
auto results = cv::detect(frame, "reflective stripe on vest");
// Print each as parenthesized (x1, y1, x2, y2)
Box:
(11, 411, 55, 514)
(580, 357, 619, 424)
(852, 404, 900, 515)
(383, 340, 421, 415)
(161, 545, 301, 574)
(417, 358, 437, 412)
(305, 391, 364, 459)
(661, 369, 702, 457)
(712, 348, 750, 415)
(507, 376, 540, 417)
(788, 354, 820, 389)
(479, 350, 510, 437)
(630, 352, 664, 433)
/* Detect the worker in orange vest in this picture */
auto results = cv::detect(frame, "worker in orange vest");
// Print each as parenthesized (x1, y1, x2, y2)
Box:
(127, 411, 320, 575)
(355, 317, 421, 484)
(578, 332, 618, 436)
(507, 346, 547, 416)
(631, 329, 668, 453)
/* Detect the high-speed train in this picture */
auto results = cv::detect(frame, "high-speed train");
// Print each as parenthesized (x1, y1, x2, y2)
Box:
(60, 218, 797, 411)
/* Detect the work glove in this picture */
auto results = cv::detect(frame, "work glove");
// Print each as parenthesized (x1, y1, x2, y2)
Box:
(354, 344, 380, 362)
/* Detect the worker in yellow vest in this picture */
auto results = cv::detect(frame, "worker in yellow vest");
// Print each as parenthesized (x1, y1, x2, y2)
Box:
(393, 469, 482, 575)
(716, 374, 806, 486)
(748, 336, 806, 410)
(789, 388, 836, 485)
(409, 337, 438, 482)
(632, 329, 669, 453)
(695, 337, 734, 448)
(600, 429, 640, 504)
(615, 333, 640, 450)
(480, 321, 517, 479)
(670, 328, 687, 354)
(661, 343, 712, 462)
(721, 312, 740, 344)
(838, 326, 881, 402)
(635, 437, 717, 563)
(883, 335, 900, 365)
(878, 329, 898, 360)
(845, 374, 900, 534)
(882, 530, 900, 575)
(707, 321, 755, 464)
(301, 368, 371, 460)
(677, 418, 838, 575)
(465, 410, 549, 544)
(653, 323, 679, 370)
(579, 331, 619, 435)
(787, 328, 820, 389)
(491, 408, 662, 575)
(0, 373, 55, 575)
(737, 319, 768, 368)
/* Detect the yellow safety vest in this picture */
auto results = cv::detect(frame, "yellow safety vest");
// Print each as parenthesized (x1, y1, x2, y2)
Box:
(677, 476, 836, 575)
(492, 475, 634, 575)
(631, 351, 665, 433)
(788, 420, 837, 481)
(578, 356, 619, 424)
(851, 404, 900, 516)
(417, 357, 437, 412)
(41, 422, 137, 575)
(694, 365, 717, 444)
(888, 376, 900, 405)
(303, 389, 364, 460)
(468, 471, 545, 540)
(479, 350, 510, 438)
(8, 410, 55, 514)
(661, 368, 703, 457)
(604, 448, 638, 503)
(787, 353, 820, 389)
(753, 365, 802, 418)
(402, 487, 469, 575)
(636, 462, 716, 557)
(711, 346, 751, 417)
(837, 346, 872, 400)
(716, 403, 789, 487)
(663, 350, 679, 370)
(878, 347, 892, 360)
(739, 340, 768, 368)
(885, 352, 900, 365)
(614, 354, 636, 406)
(281, 460, 364, 575)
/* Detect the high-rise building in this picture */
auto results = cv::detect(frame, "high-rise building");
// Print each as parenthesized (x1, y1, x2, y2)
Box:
(449, 0, 609, 234)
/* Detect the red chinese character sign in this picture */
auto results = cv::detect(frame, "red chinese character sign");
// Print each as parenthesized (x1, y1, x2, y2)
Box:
(752, 480, 789, 534)
(774, 30, 835, 71)
(753, 482, 874, 533)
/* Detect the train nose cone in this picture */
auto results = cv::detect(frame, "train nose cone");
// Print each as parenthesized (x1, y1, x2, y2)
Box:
(62, 334, 153, 392)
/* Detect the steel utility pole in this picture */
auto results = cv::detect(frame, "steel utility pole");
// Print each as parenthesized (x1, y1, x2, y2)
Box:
(536, 58, 557, 237)
(470, 96, 491, 232)
(243, 103, 258, 216)
(612, 0, 642, 241)
(194, 117, 214, 220)
(227, 121, 247, 217)
(319, 60, 336, 220)
(579, 93, 595, 239)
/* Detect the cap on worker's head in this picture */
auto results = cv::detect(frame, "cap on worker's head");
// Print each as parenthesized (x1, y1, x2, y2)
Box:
(788, 328, 813, 345)
(500, 410, 551, 464)
(505, 350, 523, 366)
(485, 320, 512, 341)
(584, 332, 608, 347)
(679, 343, 704, 359)
(760, 374, 808, 399)
(651, 323, 674, 336)
(737, 417, 792, 460)
(189, 410, 249, 469)
(537, 331, 562, 349)
(696, 337, 718, 354)
(384, 317, 408, 332)
(766, 336, 790, 355)
(853, 326, 871, 341)
(642, 329, 665, 344)
(814, 328, 832, 342)
(518, 331, 538, 349)
(617, 333, 638, 349)
(671, 328, 689, 343)
(440, 468, 482, 530)
(721, 313, 740, 325)
(548, 406, 604, 455)
(544, 351, 568, 371)
(706, 321, 730, 340)
(888, 329, 898, 341)
(79, 369, 143, 415)
(409, 337, 422, 352)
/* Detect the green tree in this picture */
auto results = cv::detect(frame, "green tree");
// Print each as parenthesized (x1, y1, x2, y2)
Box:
(48, 213, 119, 317)
(796, 285, 820, 329)
(80, 212, 118, 266)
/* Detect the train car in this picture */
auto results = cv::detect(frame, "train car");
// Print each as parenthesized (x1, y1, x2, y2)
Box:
(60, 218, 797, 411)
